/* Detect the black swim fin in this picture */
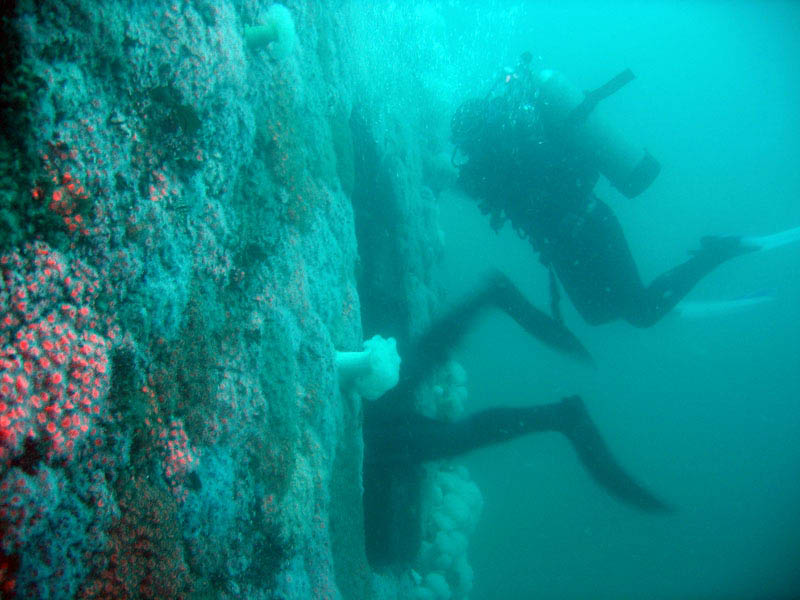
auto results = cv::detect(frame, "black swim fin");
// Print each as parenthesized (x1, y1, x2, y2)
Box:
(558, 395, 673, 513)
(484, 270, 593, 365)
(394, 271, 593, 410)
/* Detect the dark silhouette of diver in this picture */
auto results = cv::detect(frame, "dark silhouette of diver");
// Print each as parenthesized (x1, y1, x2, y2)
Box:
(450, 52, 757, 328)
(363, 272, 671, 567)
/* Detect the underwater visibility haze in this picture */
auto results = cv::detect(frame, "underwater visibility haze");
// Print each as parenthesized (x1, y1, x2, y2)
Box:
(0, 1, 798, 599)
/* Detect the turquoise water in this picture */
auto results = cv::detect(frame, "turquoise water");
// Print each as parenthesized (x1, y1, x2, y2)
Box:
(367, 1, 800, 598)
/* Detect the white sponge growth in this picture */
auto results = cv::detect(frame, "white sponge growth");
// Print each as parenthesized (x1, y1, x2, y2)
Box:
(414, 465, 483, 600)
(335, 335, 401, 400)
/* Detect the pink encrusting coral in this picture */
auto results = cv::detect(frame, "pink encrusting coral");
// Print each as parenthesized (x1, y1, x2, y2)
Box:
(0, 241, 116, 467)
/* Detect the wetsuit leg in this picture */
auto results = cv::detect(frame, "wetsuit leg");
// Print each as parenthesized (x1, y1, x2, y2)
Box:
(543, 197, 647, 325)
(546, 197, 748, 328)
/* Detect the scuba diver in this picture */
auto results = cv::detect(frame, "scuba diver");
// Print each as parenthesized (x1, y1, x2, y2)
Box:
(450, 52, 797, 328)
(359, 272, 671, 567)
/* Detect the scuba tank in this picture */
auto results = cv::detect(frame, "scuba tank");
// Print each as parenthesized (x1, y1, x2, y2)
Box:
(535, 68, 660, 199)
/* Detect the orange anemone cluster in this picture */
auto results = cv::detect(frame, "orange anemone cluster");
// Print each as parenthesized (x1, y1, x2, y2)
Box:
(0, 242, 115, 466)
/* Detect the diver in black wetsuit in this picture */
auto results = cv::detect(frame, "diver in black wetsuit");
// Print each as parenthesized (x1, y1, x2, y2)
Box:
(451, 52, 755, 328)
(362, 272, 670, 567)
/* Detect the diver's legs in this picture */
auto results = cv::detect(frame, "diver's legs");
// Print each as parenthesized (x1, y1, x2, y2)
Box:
(544, 197, 650, 326)
(546, 197, 755, 328)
